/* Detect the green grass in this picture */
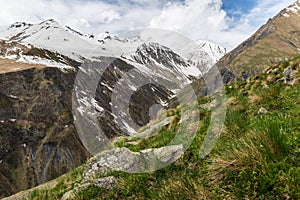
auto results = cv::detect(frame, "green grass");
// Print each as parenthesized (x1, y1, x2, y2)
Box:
(28, 166, 84, 200)
(115, 128, 177, 152)
(209, 59, 300, 199)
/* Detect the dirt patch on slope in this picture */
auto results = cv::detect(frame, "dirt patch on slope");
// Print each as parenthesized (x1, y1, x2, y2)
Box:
(0, 58, 45, 74)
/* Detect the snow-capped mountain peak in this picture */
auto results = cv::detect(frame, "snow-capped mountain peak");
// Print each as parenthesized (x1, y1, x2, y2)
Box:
(0, 19, 61, 41)
(0, 19, 226, 72)
(64, 26, 115, 44)
(133, 43, 190, 67)
(125, 42, 202, 86)
(196, 40, 227, 62)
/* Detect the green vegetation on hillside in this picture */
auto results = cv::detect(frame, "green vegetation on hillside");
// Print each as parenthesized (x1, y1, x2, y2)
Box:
(23, 57, 300, 199)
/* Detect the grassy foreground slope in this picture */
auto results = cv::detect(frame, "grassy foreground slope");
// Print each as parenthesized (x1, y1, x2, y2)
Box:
(7, 57, 300, 199)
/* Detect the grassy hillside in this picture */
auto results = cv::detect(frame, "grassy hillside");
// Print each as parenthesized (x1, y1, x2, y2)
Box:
(9, 57, 300, 199)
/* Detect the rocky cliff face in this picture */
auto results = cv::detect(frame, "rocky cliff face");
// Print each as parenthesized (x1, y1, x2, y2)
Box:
(0, 67, 89, 197)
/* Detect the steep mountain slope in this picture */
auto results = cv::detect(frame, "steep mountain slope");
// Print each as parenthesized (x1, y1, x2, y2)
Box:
(179, 40, 227, 73)
(216, 0, 300, 82)
(196, 41, 227, 62)
(131, 43, 201, 83)
(0, 39, 79, 71)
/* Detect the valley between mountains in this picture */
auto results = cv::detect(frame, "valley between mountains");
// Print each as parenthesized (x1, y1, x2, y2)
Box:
(0, 1, 300, 199)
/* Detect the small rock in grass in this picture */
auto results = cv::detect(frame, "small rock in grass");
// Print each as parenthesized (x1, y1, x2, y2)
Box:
(258, 107, 268, 114)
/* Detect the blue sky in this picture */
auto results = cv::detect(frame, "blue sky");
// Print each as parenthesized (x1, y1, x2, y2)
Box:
(0, 0, 296, 49)
(222, 0, 258, 18)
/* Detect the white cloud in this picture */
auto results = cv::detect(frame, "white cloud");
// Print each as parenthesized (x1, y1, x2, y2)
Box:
(149, 0, 296, 49)
(0, 0, 120, 30)
(151, 0, 227, 30)
(0, 0, 296, 49)
(150, 0, 231, 47)
(0, 0, 163, 34)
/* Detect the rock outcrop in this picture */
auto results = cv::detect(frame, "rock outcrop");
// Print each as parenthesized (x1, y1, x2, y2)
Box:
(83, 145, 184, 181)
(284, 65, 299, 85)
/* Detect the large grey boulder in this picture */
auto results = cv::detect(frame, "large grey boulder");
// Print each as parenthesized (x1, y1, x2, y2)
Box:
(83, 145, 184, 182)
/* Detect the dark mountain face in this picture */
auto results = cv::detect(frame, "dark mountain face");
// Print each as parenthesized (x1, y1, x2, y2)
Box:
(97, 61, 173, 129)
(0, 67, 89, 196)
(133, 43, 190, 68)
(216, 1, 300, 83)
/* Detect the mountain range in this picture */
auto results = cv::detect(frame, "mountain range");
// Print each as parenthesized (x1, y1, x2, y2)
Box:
(0, 0, 300, 198)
